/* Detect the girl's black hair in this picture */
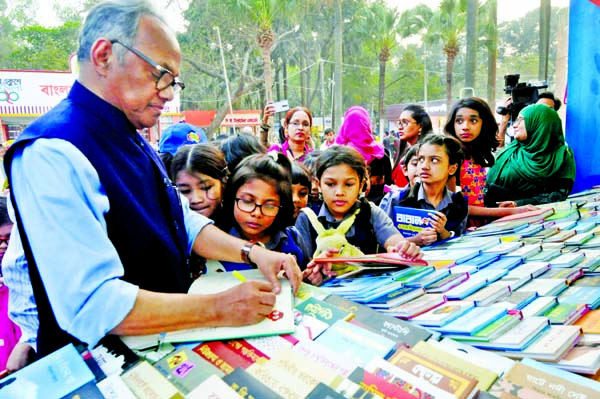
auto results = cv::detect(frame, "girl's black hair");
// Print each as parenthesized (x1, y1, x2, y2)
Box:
(401, 144, 420, 167)
(444, 97, 499, 167)
(218, 133, 266, 173)
(171, 144, 229, 185)
(222, 153, 294, 236)
(419, 134, 465, 182)
(0, 196, 11, 227)
(301, 150, 321, 176)
(316, 146, 367, 183)
(393, 104, 434, 170)
(291, 161, 311, 189)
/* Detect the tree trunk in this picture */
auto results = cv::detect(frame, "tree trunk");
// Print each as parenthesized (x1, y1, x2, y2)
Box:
(333, 0, 343, 130)
(486, 0, 497, 109)
(261, 45, 274, 147)
(465, 0, 478, 91)
(539, 0, 551, 81)
(446, 50, 457, 112)
(378, 58, 386, 136)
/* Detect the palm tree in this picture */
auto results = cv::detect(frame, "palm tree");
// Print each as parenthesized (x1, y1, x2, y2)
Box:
(539, 0, 551, 81)
(430, 0, 467, 111)
(480, 0, 498, 109)
(368, 0, 400, 136)
(465, 0, 478, 91)
(236, 0, 283, 146)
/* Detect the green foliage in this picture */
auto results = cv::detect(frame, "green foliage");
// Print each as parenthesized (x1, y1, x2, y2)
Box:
(1, 21, 80, 70)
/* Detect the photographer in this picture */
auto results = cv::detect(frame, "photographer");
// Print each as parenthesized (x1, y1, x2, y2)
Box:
(485, 104, 575, 207)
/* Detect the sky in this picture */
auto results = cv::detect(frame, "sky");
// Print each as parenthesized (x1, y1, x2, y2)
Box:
(32, 0, 571, 28)
(391, 0, 570, 22)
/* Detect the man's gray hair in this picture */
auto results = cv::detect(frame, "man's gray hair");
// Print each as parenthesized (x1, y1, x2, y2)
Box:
(77, 0, 166, 64)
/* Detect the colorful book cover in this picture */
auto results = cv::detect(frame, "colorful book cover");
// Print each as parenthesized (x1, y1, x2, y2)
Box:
(292, 309, 331, 341)
(444, 277, 489, 300)
(465, 282, 511, 307)
(305, 382, 351, 399)
(383, 293, 447, 320)
(559, 286, 600, 309)
(493, 290, 538, 310)
(388, 348, 479, 399)
(507, 358, 600, 398)
(412, 340, 498, 391)
(411, 300, 474, 327)
(575, 308, 600, 334)
(293, 339, 359, 377)
(422, 249, 481, 264)
(494, 208, 555, 224)
(295, 296, 354, 326)
(364, 357, 454, 399)
(186, 374, 240, 399)
(121, 361, 184, 399)
(315, 320, 396, 366)
(425, 272, 470, 293)
(0, 343, 98, 399)
(393, 206, 432, 237)
(499, 325, 582, 361)
(347, 367, 419, 399)
(243, 334, 296, 359)
(450, 313, 522, 344)
(222, 367, 283, 399)
(517, 278, 568, 297)
(367, 286, 426, 309)
(541, 267, 583, 285)
(193, 341, 252, 375)
(404, 268, 451, 288)
(439, 338, 515, 378)
(549, 251, 585, 268)
(474, 316, 550, 351)
(544, 302, 589, 325)
(153, 346, 224, 394)
(484, 256, 524, 271)
(521, 296, 558, 318)
(96, 374, 137, 399)
(247, 348, 340, 399)
(324, 294, 434, 347)
(556, 345, 600, 375)
(436, 305, 507, 335)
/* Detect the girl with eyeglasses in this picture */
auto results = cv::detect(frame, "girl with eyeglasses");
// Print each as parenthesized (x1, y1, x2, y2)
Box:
(265, 105, 314, 163)
(391, 104, 433, 188)
(445, 97, 537, 227)
(213, 153, 309, 273)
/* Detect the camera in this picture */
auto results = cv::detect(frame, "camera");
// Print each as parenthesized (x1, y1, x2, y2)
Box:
(496, 74, 548, 123)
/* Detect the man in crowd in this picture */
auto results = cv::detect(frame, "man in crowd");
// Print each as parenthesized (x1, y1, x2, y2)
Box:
(3, 0, 301, 360)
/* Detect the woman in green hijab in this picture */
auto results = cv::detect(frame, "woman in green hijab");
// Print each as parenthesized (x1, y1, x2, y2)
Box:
(484, 103, 576, 207)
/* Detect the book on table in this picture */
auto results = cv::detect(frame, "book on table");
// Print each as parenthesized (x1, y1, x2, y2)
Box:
(312, 252, 430, 279)
(121, 270, 294, 348)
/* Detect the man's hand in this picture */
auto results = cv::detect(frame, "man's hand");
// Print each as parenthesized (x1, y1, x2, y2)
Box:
(215, 281, 276, 326)
(6, 342, 36, 374)
(251, 245, 302, 295)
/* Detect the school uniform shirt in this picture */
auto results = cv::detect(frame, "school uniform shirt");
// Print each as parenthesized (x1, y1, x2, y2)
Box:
(294, 199, 399, 260)
(398, 182, 468, 237)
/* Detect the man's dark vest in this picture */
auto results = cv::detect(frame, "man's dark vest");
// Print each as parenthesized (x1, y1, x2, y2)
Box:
(308, 198, 379, 255)
(4, 81, 190, 357)
(398, 182, 468, 235)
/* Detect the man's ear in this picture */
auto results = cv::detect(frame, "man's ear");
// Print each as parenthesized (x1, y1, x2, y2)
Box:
(90, 38, 115, 76)
(448, 163, 458, 177)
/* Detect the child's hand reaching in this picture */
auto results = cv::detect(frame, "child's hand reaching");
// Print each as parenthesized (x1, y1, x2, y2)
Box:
(303, 248, 339, 286)
(388, 240, 422, 260)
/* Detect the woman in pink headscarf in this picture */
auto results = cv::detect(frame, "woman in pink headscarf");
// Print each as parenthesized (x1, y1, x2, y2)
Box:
(336, 106, 392, 205)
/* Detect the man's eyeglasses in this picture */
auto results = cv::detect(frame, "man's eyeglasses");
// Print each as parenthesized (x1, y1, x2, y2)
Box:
(0, 236, 10, 246)
(110, 39, 185, 93)
(235, 198, 281, 217)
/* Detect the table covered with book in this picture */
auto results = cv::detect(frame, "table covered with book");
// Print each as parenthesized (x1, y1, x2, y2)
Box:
(4, 188, 600, 398)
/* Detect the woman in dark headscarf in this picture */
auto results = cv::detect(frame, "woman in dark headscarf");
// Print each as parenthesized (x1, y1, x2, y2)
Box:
(485, 104, 576, 207)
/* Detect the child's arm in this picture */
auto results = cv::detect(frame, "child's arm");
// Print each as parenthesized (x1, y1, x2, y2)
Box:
(469, 204, 538, 218)
(383, 234, 422, 259)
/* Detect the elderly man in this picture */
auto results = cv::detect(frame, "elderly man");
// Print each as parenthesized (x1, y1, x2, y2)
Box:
(3, 0, 300, 359)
